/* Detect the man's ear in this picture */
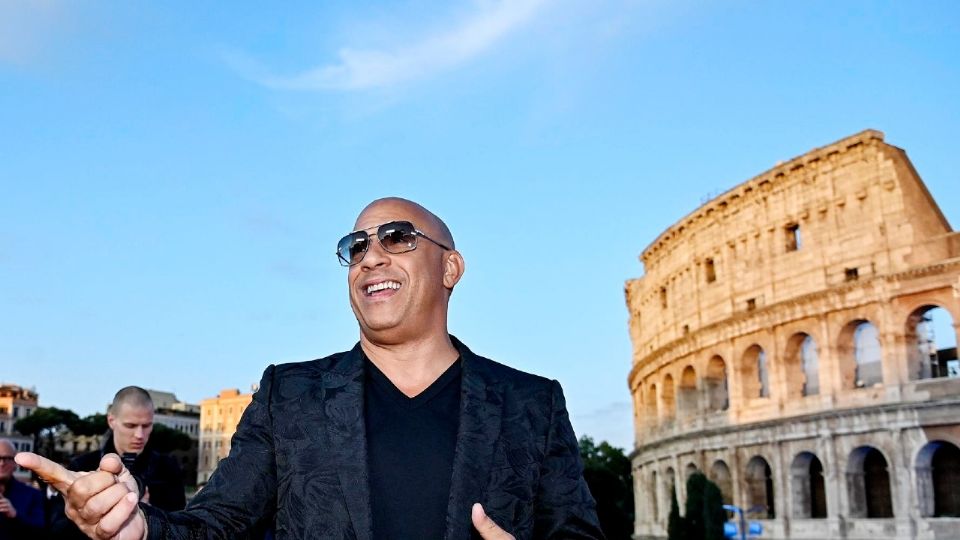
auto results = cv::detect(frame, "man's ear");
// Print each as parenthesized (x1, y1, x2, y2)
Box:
(107, 414, 116, 431)
(443, 250, 465, 290)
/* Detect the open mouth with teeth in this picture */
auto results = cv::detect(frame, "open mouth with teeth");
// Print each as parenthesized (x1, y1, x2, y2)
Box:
(365, 280, 402, 297)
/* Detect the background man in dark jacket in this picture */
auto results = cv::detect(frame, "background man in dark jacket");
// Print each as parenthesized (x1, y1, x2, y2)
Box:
(0, 438, 45, 539)
(49, 387, 185, 538)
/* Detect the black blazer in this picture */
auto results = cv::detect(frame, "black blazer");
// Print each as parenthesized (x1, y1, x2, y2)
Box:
(144, 337, 604, 539)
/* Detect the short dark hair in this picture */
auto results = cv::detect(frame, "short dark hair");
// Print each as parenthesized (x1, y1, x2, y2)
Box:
(110, 386, 153, 414)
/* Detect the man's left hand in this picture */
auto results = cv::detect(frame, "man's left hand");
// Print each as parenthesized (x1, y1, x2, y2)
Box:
(472, 503, 515, 540)
(0, 495, 16, 519)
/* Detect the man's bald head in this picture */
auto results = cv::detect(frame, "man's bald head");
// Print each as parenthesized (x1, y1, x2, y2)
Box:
(0, 439, 14, 454)
(356, 197, 455, 249)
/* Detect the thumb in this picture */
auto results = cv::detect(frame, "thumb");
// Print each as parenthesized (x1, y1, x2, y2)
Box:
(471, 503, 515, 540)
(100, 453, 139, 494)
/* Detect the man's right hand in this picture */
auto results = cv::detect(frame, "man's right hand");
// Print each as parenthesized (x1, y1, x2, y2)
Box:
(15, 452, 146, 540)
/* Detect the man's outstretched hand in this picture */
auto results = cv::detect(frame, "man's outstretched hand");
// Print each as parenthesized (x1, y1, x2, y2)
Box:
(15, 452, 146, 540)
(472, 503, 516, 540)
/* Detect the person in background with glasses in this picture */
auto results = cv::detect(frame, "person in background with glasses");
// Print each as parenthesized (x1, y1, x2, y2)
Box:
(0, 439, 45, 539)
(17, 197, 604, 540)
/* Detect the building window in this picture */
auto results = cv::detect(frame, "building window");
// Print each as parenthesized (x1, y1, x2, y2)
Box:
(12, 407, 19, 418)
(746, 298, 757, 311)
(660, 286, 668, 309)
(785, 223, 801, 252)
(845, 267, 859, 281)
(705, 258, 717, 283)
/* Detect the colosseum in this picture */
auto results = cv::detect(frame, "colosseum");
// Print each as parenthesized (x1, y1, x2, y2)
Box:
(625, 130, 960, 540)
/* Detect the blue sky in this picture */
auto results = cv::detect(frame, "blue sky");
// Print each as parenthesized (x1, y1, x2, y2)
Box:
(1, 1, 958, 450)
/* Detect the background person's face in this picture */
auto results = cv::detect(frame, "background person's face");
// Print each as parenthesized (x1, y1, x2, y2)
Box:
(0, 444, 15, 482)
(108, 403, 154, 455)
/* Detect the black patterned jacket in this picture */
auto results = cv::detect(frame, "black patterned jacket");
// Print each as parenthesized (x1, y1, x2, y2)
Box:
(143, 337, 604, 539)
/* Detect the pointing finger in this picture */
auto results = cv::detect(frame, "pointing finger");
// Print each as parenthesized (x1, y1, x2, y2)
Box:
(14, 452, 78, 493)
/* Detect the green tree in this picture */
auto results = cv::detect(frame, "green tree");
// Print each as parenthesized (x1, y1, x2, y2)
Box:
(579, 436, 634, 540)
(149, 423, 192, 453)
(72, 413, 108, 437)
(679, 472, 726, 540)
(14, 407, 80, 458)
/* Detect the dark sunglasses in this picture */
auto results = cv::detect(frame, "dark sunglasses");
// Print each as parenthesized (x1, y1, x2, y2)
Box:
(336, 220, 452, 267)
(0, 456, 15, 463)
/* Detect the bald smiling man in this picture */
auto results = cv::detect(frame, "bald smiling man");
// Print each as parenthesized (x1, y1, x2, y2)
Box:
(19, 198, 604, 540)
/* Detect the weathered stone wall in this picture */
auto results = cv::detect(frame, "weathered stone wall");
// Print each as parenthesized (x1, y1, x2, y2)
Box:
(626, 130, 960, 539)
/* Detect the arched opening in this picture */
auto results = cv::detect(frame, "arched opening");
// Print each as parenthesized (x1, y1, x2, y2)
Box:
(785, 333, 820, 398)
(705, 355, 729, 411)
(847, 446, 893, 518)
(906, 305, 958, 380)
(685, 462, 699, 481)
(646, 383, 658, 427)
(661, 375, 676, 424)
(710, 460, 734, 505)
(745, 456, 775, 519)
(665, 466, 677, 521)
(801, 335, 820, 396)
(678, 366, 698, 418)
(791, 452, 827, 518)
(853, 321, 884, 387)
(916, 440, 960, 517)
(741, 345, 769, 399)
(650, 470, 660, 523)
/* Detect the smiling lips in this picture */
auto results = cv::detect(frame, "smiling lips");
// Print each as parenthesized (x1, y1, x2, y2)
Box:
(365, 280, 401, 296)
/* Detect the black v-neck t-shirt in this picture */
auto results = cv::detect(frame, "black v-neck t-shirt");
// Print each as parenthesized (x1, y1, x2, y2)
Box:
(364, 357, 462, 540)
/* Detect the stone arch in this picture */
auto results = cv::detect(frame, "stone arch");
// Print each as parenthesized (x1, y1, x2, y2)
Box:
(847, 446, 893, 518)
(784, 333, 820, 398)
(745, 455, 775, 518)
(915, 440, 960, 517)
(710, 459, 734, 505)
(661, 374, 676, 423)
(741, 345, 770, 399)
(839, 319, 884, 388)
(678, 365, 699, 418)
(685, 461, 699, 481)
(664, 466, 677, 517)
(905, 305, 958, 380)
(650, 469, 660, 523)
(646, 383, 658, 426)
(790, 451, 827, 518)
(705, 355, 729, 411)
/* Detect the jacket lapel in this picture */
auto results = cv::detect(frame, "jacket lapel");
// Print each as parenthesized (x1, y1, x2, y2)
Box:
(326, 344, 374, 540)
(444, 337, 504, 540)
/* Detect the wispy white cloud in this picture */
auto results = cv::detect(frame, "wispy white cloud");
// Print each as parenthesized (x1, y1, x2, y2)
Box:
(236, 0, 548, 92)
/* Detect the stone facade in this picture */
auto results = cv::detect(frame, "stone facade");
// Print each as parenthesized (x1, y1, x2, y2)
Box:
(625, 130, 960, 539)
(196, 387, 254, 484)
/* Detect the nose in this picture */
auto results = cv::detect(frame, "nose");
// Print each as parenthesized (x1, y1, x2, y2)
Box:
(134, 427, 145, 439)
(359, 237, 391, 270)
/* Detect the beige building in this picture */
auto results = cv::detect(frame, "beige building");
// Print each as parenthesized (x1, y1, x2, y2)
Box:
(625, 130, 960, 539)
(0, 383, 38, 454)
(197, 387, 255, 484)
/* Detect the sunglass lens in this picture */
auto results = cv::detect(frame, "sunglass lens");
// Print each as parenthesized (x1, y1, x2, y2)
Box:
(338, 233, 369, 266)
(378, 221, 417, 253)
